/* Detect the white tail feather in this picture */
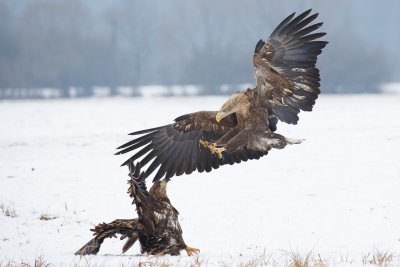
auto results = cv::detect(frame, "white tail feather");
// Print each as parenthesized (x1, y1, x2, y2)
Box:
(285, 137, 305, 145)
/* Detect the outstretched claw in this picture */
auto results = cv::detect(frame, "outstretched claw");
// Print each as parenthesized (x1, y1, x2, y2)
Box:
(198, 140, 225, 159)
(185, 246, 200, 256)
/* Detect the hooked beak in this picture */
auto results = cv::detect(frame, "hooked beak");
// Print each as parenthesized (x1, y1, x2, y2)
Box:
(160, 179, 168, 188)
(216, 112, 225, 123)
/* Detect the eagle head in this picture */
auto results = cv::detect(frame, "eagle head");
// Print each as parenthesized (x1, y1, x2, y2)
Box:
(216, 92, 250, 123)
(149, 179, 169, 201)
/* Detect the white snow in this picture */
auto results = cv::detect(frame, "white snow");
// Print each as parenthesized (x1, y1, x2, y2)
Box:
(0, 95, 400, 266)
(381, 83, 400, 94)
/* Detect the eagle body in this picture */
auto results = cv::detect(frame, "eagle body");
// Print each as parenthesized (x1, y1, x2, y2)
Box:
(116, 9, 327, 183)
(134, 173, 187, 255)
(214, 88, 288, 152)
(75, 162, 197, 256)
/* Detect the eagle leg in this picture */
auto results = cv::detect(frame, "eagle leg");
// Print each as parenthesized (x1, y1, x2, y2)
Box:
(185, 246, 200, 256)
(198, 140, 225, 159)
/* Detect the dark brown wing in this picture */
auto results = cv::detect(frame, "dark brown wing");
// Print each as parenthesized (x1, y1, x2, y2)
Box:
(127, 162, 159, 233)
(75, 219, 139, 255)
(116, 111, 267, 182)
(253, 9, 328, 124)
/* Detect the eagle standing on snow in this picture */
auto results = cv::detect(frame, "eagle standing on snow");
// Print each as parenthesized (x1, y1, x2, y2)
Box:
(75, 161, 198, 256)
(116, 9, 327, 182)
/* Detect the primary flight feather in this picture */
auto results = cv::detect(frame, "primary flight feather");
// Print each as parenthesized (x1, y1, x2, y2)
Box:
(116, 9, 328, 182)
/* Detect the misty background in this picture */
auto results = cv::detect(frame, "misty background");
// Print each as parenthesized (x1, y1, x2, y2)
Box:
(1, 0, 399, 99)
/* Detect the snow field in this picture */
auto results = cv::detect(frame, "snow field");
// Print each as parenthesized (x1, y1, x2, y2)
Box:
(0, 95, 400, 266)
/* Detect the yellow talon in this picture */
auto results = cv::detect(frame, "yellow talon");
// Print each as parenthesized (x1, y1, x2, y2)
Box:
(185, 246, 200, 256)
(198, 140, 225, 159)
(198, 140, 209, 147)
(213, 147, 224, 159)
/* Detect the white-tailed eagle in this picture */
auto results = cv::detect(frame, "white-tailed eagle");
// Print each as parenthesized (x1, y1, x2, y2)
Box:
(116, 9, 328, 182)
(75, 161, 198, 256)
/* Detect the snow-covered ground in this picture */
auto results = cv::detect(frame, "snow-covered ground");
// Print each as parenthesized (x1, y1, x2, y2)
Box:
(1, 95, 400, 266)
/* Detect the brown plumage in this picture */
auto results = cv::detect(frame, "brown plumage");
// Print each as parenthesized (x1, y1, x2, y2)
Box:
(116, 9, 328, 182)
(75, 161, 198, 256)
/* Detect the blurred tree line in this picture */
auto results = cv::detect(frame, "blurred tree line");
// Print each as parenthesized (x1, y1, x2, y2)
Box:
(0, 0, 394, 98)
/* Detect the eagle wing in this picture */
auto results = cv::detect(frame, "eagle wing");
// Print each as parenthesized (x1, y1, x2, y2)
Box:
(253, 9, 328, 124)
(127, 161, 159, 232)
(116, 111, 268, 181)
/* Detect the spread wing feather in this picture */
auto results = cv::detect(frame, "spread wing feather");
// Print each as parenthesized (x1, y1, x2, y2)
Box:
(116, 111, 268, 181)
(116, 10, 327, 182)
(127, 162, 159, 232)
(253, 9, 328, 124)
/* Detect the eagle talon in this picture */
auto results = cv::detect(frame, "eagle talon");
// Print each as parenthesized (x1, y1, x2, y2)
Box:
(213, 147, 224, 159)
(185, 246, 200, 256)
(199, 140, 225, 159)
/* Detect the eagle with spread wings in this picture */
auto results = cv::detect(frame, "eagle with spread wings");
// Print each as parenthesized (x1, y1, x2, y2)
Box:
(75, 161, 198, 256)
(116, 9, 328, 182)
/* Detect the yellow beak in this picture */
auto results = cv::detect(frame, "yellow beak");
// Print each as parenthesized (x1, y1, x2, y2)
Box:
(216, 112, 224, 123)
(160, 179, 167, 187)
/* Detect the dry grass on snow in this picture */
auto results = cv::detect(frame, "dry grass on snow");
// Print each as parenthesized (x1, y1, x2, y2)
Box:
(1, 249, 399, 267)
(39, 214, 58, 221)
(0, 202, 17, 218)
(362, 250, 396, 267)
(0, 255, 51, 267)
